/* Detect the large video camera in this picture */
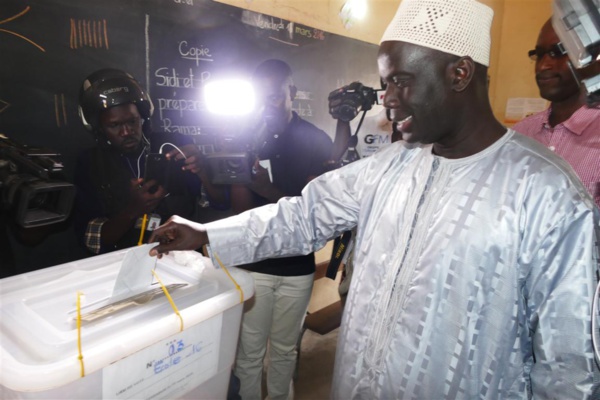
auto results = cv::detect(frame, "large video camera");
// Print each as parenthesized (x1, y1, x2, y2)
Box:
(552, 0, 600, 103)
(0, 136, 75, 228)
(328, 82, 384, 122)
(203, 123, 271, 185)
(205, 151, 254, 185)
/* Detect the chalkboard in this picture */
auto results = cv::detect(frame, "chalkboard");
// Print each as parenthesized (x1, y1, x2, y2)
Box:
(0, 0, 380, 273)
(1, 0, 381, 179)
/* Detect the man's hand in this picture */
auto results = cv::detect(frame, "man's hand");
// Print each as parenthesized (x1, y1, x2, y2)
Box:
(126, 178, 167, 216)
(165, 143, 229, 205)
(148, 215, 208, 257)
(248, 160, 271, 192)
(247, 160, 285, 202)
(165, 144, 205, 176)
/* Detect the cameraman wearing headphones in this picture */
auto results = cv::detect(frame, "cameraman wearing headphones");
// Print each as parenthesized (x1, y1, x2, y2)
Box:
(74, 68, 225, 254)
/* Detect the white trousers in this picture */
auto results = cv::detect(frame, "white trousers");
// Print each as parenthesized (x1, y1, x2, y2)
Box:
(235, 272, 314, 400)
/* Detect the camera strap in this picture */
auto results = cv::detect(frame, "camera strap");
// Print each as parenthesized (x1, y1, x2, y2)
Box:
(325, 230, 353, 280)
(341, 110, 367, 166)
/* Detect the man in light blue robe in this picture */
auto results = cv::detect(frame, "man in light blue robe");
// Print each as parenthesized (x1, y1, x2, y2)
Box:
(150, 0, 600, 398)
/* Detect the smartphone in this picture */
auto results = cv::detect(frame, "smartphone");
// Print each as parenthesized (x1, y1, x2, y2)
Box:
(144, 153, 169, 193)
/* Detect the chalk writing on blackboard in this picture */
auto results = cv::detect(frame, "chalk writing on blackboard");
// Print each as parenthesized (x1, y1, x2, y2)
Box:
(159, 119, 203, 135)
(156, 97, 204, 120)
(0, 99, 9, 114)
(178, 41, 213, 65)
(70, 19, 109, 49)
(241, 11, 289, 34)
(294, 26, 326, 41)
(296, 91, 313, 101)
(240, 10, 328, 47)
(0, 6, 45, 52)
(295, 103, 313, 118)
(240, 10, 297, 46)
(54, 94, 68, 128)
(154, 68, 210, 89)
(295, 91, 314, 117)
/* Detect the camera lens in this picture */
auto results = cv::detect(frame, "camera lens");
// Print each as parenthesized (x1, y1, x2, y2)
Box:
(338, 104, 358, 122)
(28, 192, 50, 209)
(226, 159, 242, 172)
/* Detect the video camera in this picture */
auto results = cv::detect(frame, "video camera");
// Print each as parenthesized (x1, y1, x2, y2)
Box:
(552, 0, 600, 103)
(205, 151, 254, 185)
(328, 82, 384, 122)
(0, 136, 75, 228)
(203, 123, 271, 185)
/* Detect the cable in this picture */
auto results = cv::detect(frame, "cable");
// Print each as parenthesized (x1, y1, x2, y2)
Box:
(159, 142, 187, 159)
(125, 145, 146, 179)
(135, 146, 145, 179)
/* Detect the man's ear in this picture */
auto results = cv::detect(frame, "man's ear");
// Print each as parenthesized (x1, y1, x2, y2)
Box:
(451, 57, 475, 92)
(289, 84, 297, 101)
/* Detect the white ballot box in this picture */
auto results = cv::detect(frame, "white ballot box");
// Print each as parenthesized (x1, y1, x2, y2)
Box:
(0, 248, 254, 400)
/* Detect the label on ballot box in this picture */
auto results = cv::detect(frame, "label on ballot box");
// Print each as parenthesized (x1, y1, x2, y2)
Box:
(103, 314, 222, 399)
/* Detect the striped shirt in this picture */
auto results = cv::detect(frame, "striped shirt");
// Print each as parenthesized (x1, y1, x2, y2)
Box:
(513, 104, 600, 208)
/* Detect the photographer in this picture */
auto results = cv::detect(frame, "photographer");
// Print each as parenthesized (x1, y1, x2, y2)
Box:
(327, 83, 399, 301)
(230, 59, 332, 400)
(327, 81, 399, 168)
(74, 68, 226, 254)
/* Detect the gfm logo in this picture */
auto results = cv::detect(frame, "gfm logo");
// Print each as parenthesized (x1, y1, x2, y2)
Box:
(364, 134, 391, 145)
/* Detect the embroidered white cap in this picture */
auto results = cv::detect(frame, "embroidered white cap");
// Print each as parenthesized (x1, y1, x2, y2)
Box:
(380, 0, 494, 67)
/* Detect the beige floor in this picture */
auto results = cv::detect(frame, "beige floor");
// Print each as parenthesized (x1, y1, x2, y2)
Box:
(294, 328, 339, 400)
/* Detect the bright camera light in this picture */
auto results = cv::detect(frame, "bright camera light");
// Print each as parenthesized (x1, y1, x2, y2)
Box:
(340, 0, 368, 28)
(350, 0, 367, 20)
(204, 79, 255, 116)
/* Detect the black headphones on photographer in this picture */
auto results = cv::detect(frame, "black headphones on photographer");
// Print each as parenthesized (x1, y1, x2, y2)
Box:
(78, 68, 153, 148)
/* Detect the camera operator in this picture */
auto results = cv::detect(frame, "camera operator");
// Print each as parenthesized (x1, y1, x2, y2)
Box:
(230, 59, 332, 400)
(326, 82, 400, 301)
(326, 81, 400, 169)
(74, 68, 227, 254)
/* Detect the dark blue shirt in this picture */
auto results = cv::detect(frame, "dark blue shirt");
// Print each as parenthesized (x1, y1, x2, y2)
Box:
(241, 112, 333, 276)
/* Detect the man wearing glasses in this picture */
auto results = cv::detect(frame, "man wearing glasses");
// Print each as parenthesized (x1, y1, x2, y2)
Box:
(514, 18, 600, 208)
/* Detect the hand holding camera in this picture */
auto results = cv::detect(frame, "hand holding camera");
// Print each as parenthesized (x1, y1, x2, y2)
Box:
(143, 144, 192, 194)
(328, 82, 382, 122)
(165, 144, 204, 176)
(126, 178, 166, 216)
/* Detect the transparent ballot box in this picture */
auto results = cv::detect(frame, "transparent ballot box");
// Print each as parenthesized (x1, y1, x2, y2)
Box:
(0, 248, 254, 400)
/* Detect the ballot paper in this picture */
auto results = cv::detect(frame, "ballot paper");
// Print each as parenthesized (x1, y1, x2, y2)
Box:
(110, 243, 158, 303)
(259, 159, 272, 183)
(79, 283, 187, 322)
(67, 245, 193, 322)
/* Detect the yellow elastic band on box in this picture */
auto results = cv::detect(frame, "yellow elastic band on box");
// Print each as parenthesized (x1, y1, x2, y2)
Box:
(213, 252, 244, 303)
(76, 291, 85, 377)
(152, 269, 184, 332)
(137, 213, 148, 246)
(138, 214, 148, 246)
